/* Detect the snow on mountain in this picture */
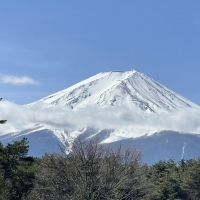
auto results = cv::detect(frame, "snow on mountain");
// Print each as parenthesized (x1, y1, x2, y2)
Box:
(32, 70, 198, 112)
(1, 70, 200, 163)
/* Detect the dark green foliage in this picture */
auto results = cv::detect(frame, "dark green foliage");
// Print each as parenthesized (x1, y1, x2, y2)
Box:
(148, 159, 182, 200)
(0, 138, 38, 200)
(179, 158, 200, 199)
(148, 158, 200, 200)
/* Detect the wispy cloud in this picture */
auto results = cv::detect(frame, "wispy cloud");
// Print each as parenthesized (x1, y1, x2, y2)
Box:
(0, 74, 40, 85)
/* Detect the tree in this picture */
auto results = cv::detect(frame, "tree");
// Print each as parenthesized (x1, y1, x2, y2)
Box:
(148, 159, 182, 200)
(180, 158, 200, 199)
(0, 138, 38, 200)
(28, 139, 149, 200)
(0, 98, 7, 124)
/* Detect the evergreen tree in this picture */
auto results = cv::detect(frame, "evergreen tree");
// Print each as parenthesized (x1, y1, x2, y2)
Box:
(0, 98, 7, 124)
(180, 158, 200, 199)
(148, 159, 182, 200)
(0, 138, 38, 200)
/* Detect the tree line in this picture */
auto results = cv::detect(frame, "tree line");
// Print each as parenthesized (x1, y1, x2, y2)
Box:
(0, 138, 200, 200)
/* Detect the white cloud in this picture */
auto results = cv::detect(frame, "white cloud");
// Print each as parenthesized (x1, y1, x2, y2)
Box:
(0, 101, 200, 138)
(0, 74, 40, 85)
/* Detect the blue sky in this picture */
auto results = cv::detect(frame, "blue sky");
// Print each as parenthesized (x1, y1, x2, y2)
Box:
(0, 1, 200, 105)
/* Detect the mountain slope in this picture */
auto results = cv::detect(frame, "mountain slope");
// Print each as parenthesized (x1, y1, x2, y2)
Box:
(32, 70, 198, 112)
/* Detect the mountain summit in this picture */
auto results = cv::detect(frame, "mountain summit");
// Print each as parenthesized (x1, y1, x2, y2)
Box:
(34, 70, 198, 112)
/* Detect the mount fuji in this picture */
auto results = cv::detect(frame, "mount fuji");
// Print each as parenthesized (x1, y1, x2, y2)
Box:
(1, 70, 200, 164)
(31, 70, 198, 112)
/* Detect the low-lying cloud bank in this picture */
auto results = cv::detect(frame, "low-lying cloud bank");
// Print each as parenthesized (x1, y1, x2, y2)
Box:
(0, 100, 200, 137)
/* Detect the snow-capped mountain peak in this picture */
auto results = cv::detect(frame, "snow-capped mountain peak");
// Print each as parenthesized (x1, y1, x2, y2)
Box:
(33, 70, 198, 112)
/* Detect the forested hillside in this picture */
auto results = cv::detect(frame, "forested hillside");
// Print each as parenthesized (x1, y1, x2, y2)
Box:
(1, 138, 200, 200)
